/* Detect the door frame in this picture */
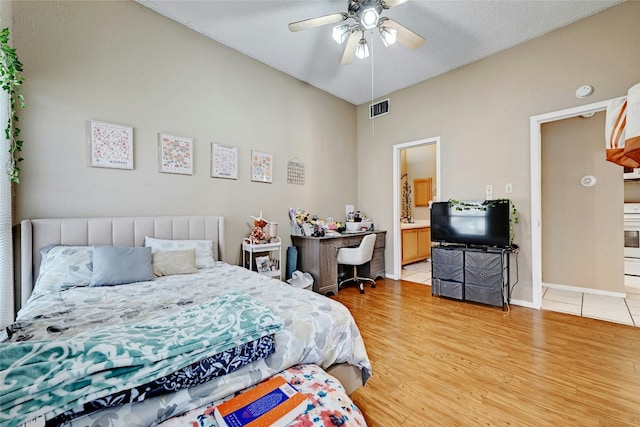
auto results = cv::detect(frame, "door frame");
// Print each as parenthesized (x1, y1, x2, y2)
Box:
(529, 96, 625, 308)
(391, 137, 441, 280)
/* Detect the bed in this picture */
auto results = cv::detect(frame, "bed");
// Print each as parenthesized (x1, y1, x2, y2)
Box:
(1, 216, 371, 427)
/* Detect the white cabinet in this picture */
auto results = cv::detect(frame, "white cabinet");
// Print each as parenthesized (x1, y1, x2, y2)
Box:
(242, 237, 282, 280)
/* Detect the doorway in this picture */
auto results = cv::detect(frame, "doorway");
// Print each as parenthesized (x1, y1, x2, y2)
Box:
(391, 137, 441, 280)
(530, 97, 625, 308)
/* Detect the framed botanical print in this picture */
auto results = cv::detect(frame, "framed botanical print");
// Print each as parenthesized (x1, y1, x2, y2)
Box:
(158, 133, 193, 175)
(251, 150, 272, 183)
(211, 143, 238, 179)
(89, 120, 133, 170)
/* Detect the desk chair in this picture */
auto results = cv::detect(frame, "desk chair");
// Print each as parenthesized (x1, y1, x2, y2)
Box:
(337, 233, 377, 294)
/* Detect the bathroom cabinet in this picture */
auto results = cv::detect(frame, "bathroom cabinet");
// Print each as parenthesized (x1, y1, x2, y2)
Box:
(401, 226, 431, 265)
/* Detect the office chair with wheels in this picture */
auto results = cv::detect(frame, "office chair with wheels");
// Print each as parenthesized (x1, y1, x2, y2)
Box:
(337, 233, 377, 294)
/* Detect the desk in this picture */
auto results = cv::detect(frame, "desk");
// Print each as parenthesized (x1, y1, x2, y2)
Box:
(291, 231, 386, 296)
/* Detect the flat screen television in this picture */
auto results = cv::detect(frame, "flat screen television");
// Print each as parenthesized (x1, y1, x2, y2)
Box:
(430, 200, 511, 247)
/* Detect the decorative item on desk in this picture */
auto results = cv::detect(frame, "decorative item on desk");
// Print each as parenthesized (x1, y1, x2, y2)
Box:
(289, 207, 310, 236)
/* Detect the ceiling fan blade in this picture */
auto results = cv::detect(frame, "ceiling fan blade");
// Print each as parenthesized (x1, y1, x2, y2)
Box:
(384, 18, 424, 49)
(341, 30, 362, 65)
(288, 13, 347, 32)
(382, 0, 409, 8)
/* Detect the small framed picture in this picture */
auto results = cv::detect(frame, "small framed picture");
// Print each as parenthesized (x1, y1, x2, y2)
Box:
(89, 120, 133, 170)
(251, 150, 273, 183)
(158, 133, 193, 175)
(211, 143, 238, 179)
(255, 256, 270, 273)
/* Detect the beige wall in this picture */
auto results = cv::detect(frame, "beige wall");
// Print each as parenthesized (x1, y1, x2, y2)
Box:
(13, 1, 358, 264)
(356, 1, 640, 304)
(541, 112, 624, 292)
(11, 1, 640, 305)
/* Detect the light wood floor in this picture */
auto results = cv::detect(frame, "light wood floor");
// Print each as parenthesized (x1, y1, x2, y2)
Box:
(331, 279, 640, 426)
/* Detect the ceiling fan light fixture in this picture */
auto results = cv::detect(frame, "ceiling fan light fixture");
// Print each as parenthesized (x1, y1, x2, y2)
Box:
(355, 37, 370, 59)
(379, 25, 397, 47)
(332, 24, 351, 44)
(360, 7, 379, 30)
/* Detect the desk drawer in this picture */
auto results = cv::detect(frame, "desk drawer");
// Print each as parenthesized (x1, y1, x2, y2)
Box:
(336, 236, 364, 248)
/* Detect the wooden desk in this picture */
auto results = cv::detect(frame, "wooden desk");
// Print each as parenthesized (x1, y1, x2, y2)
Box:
(291, 231, 386, 296)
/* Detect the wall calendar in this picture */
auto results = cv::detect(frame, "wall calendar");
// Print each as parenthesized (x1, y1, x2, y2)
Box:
(287, 158, 305, 185)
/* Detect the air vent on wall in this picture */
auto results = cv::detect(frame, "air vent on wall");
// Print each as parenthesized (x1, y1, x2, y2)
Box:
(369, 98, 390, 119)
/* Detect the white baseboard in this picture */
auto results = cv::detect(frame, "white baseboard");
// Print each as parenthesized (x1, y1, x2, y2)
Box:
(542, 282, 626, 299)
(508, 298, 536, 309)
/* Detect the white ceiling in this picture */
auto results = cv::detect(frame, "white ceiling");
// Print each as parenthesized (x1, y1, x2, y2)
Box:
(136, 0, 621, 106)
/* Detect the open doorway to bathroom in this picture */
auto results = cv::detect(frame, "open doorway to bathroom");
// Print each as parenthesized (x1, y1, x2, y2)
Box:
(392, 137, 441, 283)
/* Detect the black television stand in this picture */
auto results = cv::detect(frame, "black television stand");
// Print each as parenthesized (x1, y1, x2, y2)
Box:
(431, 245, 511, 308)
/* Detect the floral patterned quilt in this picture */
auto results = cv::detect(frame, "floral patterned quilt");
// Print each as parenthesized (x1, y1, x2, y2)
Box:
(2, 262, 371, 426)
(159, 364, 367, 427)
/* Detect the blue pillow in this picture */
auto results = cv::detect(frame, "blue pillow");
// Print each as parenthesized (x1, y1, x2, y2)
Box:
(90, 246, 154, 287)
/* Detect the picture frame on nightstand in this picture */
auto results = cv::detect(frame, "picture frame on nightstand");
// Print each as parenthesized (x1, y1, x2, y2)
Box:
(255, 255, 270, 273)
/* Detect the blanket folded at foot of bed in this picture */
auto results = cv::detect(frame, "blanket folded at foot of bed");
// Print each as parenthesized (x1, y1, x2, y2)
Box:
(0, 293, 283, 427)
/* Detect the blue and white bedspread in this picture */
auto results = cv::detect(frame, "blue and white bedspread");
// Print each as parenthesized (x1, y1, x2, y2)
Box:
(1, 262, 372, 427)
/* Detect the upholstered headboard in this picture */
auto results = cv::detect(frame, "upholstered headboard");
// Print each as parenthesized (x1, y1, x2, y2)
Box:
(20, 216, 225, 307)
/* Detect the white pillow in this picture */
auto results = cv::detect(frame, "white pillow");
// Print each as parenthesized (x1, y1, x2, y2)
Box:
(144, 236, 215, 268)
(34, 246, 94, 293)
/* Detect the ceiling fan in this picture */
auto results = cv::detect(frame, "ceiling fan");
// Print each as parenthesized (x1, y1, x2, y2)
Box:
(288, 0, 424, 65)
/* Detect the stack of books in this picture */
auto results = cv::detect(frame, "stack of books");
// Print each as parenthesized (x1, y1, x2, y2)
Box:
(214, 375, 307, 427)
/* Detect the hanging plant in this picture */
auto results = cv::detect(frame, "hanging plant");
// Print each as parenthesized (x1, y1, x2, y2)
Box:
(0, 27, 25, 184)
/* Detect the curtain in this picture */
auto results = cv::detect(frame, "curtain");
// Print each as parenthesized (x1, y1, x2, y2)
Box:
(606, 82, 640, 167)
(0, 88, 14, 328)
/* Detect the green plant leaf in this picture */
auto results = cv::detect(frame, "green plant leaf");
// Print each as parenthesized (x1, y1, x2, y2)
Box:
(0, 27, 25, 183)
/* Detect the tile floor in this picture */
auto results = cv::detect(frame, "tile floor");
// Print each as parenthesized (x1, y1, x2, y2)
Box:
(542, 275, 640, 327)
(401, 259, 640, 327)
(401, 259, 432, 286)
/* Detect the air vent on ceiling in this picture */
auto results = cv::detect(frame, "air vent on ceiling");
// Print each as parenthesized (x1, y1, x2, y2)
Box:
(369, 98, 390, 119)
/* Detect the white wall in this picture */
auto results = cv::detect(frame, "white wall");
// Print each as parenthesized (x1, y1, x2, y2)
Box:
(356, 1, 640, 304)
(13, 1, 358, 264)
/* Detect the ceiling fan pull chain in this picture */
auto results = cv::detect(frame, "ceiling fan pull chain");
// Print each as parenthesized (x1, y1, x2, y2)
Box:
(371, 30, 375, 136)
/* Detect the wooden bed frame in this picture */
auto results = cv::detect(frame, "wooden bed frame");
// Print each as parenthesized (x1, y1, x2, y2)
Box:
(18, 215, 364, 394)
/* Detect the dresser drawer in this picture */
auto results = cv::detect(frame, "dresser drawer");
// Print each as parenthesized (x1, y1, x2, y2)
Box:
(432, 279, 463, 300)
(465, 251, 502, 270)
(464, 266, 503, 288)
(432, 264, 463, 282)
(432, 247, 463, 267)
(464, 283, 503, 307)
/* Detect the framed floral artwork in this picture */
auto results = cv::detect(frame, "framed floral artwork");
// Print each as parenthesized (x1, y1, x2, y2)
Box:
(158, 133, 193, 175)
(89, 120, 133, 170)
(251, 150, 272, 183)
(211, 143, 238, 179)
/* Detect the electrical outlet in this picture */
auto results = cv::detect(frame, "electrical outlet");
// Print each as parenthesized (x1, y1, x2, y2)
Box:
(505, 183, 513, 194)
(486, 185, 493, 200)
